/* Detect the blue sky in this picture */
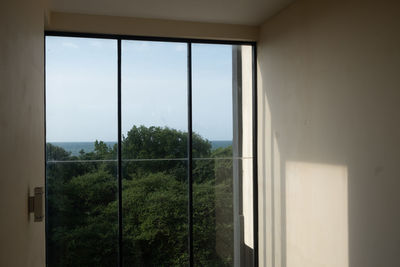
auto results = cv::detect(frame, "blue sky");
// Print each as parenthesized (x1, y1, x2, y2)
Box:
(46, 36, 234, 142)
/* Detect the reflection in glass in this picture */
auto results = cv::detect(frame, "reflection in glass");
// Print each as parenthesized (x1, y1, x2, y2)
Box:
(192, 44, 254, 266)
(193, 157, 234, 266)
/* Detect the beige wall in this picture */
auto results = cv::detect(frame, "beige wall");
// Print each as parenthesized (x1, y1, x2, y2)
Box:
(257, 0, 400, 267)
(46, 12, 259, 42)
(0, 0, 45, 266)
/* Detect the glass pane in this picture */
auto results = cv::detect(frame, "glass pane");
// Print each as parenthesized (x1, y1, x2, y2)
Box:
(121, 40, 188, 265)
(193, 158, 234, 266)
(46, 37, 118, 159)
(122, 160, 188, 266)
(192, 44, 233, 158)
(122, 40, 188, 159)
(45, 36, 118, 266)
(192, 44, 254, 266)
(46, 160, 118, 266)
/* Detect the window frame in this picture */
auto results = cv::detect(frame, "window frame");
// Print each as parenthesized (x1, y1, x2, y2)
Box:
(44, 31, 258, 267)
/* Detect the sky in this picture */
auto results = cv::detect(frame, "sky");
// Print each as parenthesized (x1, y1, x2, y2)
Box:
(46, 36, 236, 142)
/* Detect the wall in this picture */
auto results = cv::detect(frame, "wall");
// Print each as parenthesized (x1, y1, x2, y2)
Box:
(0, 0, 45, 266)
(46, 12, 259, 42)
(257, 0, 400, 267)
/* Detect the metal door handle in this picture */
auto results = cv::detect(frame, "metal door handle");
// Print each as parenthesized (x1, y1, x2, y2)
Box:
(28, 187, 44, 222)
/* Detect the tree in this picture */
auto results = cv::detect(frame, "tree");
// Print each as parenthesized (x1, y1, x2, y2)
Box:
(46, 126, 234, 266)
(122, 173, 188, 266)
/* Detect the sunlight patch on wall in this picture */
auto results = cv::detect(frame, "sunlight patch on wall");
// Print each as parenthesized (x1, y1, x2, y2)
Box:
(286, 161, 348, 267)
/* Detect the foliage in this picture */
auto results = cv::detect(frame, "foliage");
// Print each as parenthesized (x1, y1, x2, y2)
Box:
(47, 126, 234, 266)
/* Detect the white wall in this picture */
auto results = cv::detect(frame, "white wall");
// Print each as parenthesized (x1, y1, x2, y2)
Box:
(257, 0, 400, 266)
(0, 0, 45, 266)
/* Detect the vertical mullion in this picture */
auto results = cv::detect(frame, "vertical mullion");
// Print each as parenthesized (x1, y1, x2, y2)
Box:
(187, 42, 194, 267)
(232, 45, 243, 267)
(117, 38, 123, 267)
(252, 44, 259, 267)
(44, 35, 49, 267)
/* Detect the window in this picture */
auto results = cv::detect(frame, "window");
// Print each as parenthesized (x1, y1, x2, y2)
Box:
(45, 33, 257, 267)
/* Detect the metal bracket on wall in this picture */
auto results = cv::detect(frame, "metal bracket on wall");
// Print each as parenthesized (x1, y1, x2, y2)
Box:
(28, 187, 44, 222)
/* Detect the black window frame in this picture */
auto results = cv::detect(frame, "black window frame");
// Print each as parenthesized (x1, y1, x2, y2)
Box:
(44, 31, 258, 267)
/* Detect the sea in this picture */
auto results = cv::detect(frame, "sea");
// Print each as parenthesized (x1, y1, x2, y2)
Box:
(50, 140, 232, 156)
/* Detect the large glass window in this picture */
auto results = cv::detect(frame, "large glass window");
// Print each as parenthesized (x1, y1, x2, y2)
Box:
(46, 35, 256, 267)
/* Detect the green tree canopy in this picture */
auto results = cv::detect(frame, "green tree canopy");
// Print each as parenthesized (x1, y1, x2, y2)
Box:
(47, 126, 234, 267)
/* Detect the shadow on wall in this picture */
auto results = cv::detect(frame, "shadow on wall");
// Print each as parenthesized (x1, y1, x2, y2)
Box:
(257, 62, 349, 267)
(258, 100, 349, 267)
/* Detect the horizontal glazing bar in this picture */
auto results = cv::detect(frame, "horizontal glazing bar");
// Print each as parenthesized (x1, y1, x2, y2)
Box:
(46, 157, 254, 164)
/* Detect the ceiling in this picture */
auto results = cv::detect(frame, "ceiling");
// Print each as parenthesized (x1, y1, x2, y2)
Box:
(50, 0, 295, 26)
